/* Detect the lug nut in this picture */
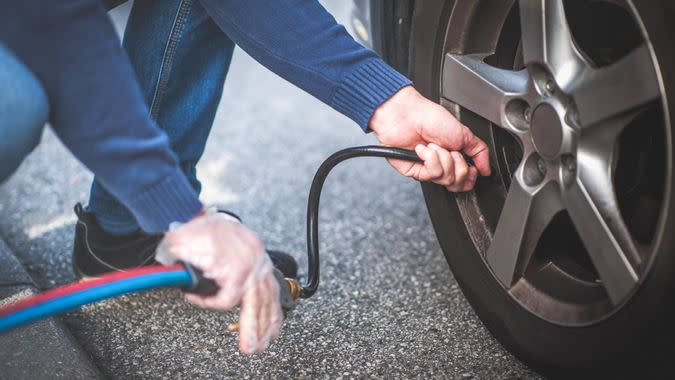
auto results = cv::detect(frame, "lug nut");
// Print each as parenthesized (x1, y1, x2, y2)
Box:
(545, 80, 555, 94)
(565, 111, 579, 127)
(524, 106, 532, 122)
(567, 160, 576, 172)
(560, 155, 577, 187)
(523, 154, 546, 186)
(562, 155, 576, 172)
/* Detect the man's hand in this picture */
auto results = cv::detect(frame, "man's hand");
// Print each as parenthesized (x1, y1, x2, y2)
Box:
(155, 210, 282, 355)
(369, 86, 491, 192)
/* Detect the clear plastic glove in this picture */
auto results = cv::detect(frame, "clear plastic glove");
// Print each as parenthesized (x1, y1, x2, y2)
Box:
(155, 210, 282, 354)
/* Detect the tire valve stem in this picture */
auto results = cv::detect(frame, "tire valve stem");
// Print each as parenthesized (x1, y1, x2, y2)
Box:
(226, 278, 302, 332)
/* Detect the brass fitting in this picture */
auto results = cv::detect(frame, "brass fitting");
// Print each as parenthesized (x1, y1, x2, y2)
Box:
(285, 278, 302, 300)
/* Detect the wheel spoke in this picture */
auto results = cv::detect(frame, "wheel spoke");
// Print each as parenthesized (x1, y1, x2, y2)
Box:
(442, 53, 528, 131)
(571, 44, 660, 126)
(563, 150, 640, 304)
(519, 0, 587, 87)
(579, 110, 643, 157)
(486, 170, 561, 287)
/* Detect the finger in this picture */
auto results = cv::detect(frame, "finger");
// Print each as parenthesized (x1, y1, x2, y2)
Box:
(461, 126, 491, 176)
(415, 144, 443, 181)
(263, 275, 283, 342)
(383, 144, 419, 178)
(447, 152, 470, 192)
(255, 284, 270, 353)
(238, 286, 261, 355)
(186, 286, 241, 311)
(428, 143, 455, 186)
(268, 304, 283, 341)
(471, 148, 491, 177)
(185, 291, 237, 311)
(256, 282, 272, 353)
(462, 167, 479, 192)
(392, 145, 428, 180)
(258, 275, 281, 352)
(386, 157, 416, 177)
(185, 293, 210, 308)
(216, 268, 251, 309)
(214, 287, 243, 310)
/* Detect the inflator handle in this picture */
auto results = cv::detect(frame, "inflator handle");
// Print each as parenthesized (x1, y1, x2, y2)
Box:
(181, 263, 220, 296)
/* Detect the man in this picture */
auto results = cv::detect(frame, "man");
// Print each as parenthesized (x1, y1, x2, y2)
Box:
(75, 0, 490, 275)
(0, 0, 489, 354)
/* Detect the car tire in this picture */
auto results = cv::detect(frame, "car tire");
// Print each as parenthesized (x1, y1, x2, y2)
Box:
(408, 0, 675, 377)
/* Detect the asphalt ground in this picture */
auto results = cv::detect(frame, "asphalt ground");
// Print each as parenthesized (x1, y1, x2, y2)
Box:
(0, 1, 542, 378)
(0, 239, 102, 379)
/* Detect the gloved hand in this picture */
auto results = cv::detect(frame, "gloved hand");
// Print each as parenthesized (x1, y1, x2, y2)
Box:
(369, 86, 491, 192)
(155, 209, 282, 354)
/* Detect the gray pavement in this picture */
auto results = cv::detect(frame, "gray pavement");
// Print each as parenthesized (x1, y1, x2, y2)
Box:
(0, 238, 102, 379)
(0, 1, 542, 378)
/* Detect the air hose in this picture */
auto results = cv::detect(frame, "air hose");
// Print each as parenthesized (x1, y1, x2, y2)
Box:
(301, 145, 421, 298)
(0, 145, 421, 333)
(0, 264, 197, 333)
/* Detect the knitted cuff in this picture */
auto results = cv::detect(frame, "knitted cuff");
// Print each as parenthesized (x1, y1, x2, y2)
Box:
(331, 58, 412, 131)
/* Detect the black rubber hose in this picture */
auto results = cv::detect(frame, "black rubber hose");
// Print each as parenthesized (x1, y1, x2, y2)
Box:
(301, 145, 422, 298)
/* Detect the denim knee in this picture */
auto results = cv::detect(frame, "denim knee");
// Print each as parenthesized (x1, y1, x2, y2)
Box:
(0, 44, 49, 182)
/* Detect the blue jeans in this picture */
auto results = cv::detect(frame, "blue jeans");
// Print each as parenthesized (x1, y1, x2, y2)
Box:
(89, 0, 235, 234)
(0, 44, 49, 183)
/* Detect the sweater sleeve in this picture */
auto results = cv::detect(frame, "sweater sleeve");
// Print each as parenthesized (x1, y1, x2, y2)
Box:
(0, 0, 202, 233)
(199, 0, 412, 131)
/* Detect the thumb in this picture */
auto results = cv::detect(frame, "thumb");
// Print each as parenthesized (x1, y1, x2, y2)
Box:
(461, 127, 491, 176)
(413, 144, 443, 181)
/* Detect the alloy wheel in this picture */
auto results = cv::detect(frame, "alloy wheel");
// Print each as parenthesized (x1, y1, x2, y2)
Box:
(441, 0, 666, 325)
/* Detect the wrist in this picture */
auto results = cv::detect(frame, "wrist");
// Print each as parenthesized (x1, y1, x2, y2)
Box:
(369, 85, 420, 135)
(191, 208, 207, 221)
(165, 208, 206, 233)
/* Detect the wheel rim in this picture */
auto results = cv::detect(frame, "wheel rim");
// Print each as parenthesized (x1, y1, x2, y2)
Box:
(439, 0, 669, 326)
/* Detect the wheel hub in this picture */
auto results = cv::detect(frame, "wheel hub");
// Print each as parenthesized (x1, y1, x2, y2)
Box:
(503, 68, 580, 189)
(530, 103, 564, 160)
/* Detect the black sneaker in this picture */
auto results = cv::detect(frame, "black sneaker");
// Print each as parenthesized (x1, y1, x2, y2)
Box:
(266, 250, 298, 281)
(72, 203, 298, 279)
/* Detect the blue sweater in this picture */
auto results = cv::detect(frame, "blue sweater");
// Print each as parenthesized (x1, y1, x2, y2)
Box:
(0, 0, 411, 233)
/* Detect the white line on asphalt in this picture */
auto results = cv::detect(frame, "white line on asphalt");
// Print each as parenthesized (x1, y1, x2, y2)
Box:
(25, 214, 77, 239)
(197, 154, 240, 206)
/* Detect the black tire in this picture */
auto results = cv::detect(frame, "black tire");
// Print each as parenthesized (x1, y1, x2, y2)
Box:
(407, 0, 675, 377)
